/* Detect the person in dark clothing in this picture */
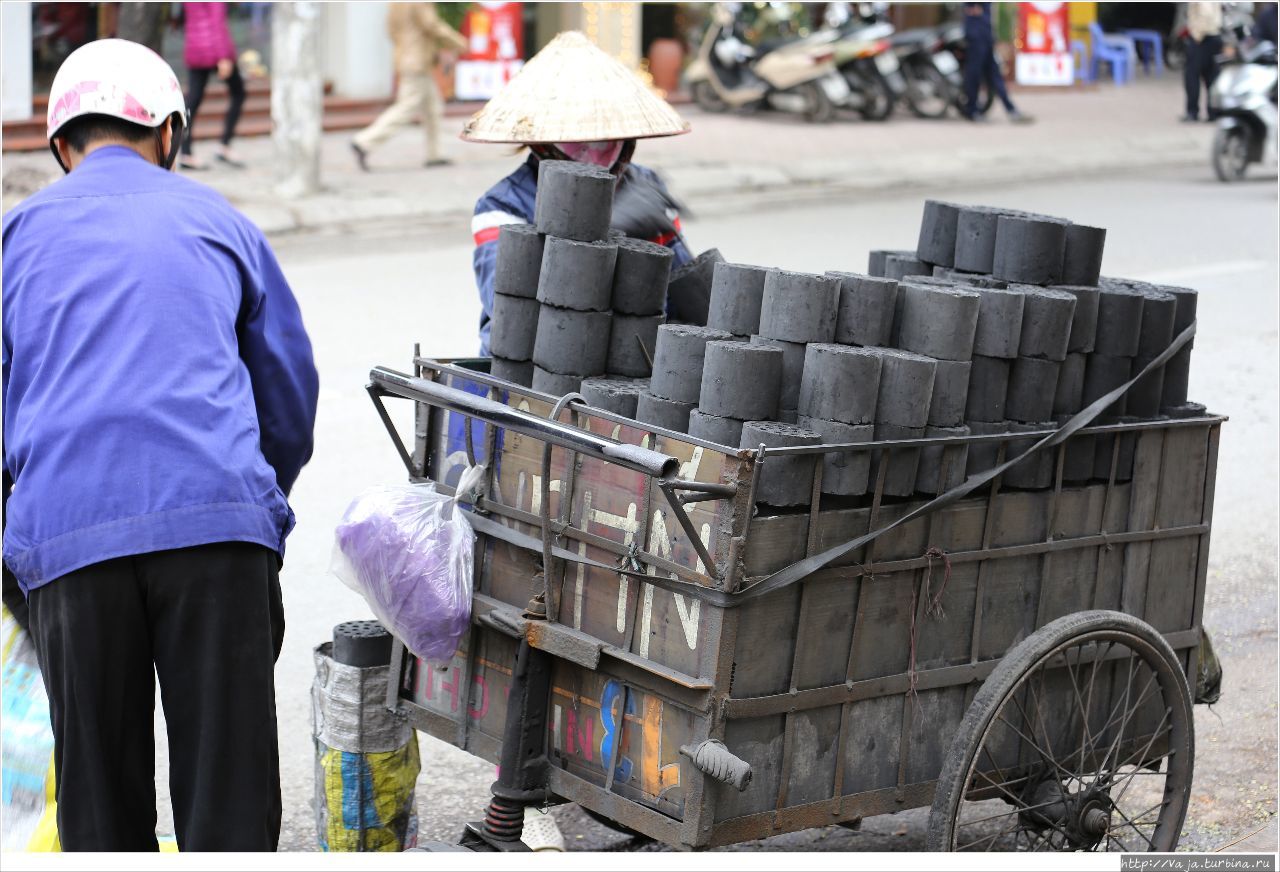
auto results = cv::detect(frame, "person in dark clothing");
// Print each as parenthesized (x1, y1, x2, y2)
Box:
(1254, 2, 1278, 45)
(1183, 2, 1226, 121)
(962, 2, 1031, 123)
(4, 39, 318, 851)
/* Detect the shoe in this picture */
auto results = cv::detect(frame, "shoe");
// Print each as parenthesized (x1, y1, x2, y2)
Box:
(425, 158, 452, 168)
(351, 141, 369, 172)
(214, 151, 246, 169)
(520, 807, 565, 852)
(1008, 110, 1034, 124)
(178, 157, 206, 171)
(1180, 114, 1199, 123)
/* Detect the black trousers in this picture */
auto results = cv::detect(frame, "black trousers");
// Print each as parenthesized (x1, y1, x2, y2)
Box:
(183, 64, 246, 154)
(27, 541, 285, 851)
(1184, 34, 1223, 119)
(963, 39, 1015, 117)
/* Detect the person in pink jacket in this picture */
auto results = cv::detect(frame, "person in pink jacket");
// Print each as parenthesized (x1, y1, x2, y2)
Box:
(180, 2, 245, 169)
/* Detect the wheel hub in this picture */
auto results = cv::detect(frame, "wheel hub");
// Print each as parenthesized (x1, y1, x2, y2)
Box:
(1018, 776, 1113, 849)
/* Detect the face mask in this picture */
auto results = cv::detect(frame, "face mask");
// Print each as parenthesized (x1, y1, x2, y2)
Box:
(556, 140, 624, 168)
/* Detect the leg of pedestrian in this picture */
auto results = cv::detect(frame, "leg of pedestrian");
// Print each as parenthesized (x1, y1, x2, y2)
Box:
(353, 76, 428, 168)
(216, 65, 247, 167)
(962, 42, 986, 119)
(145, 542, 285, 852)
(1203, 34, 1223, 119)
(27, 558, 161, 851)
(421, 73, 449, 167)
(1183, 38, 1201, 120)
(182, 68, 211, 168)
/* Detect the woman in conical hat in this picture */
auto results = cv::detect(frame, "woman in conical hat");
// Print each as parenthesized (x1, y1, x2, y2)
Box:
(465, 31, 692, 356)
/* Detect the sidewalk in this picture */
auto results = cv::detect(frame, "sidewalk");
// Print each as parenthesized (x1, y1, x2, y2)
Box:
(2, 78, 1214, 238)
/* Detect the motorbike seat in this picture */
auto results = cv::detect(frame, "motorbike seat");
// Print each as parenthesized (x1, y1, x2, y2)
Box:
(756, 33, 809, 55)
(889, 27, 939, 47)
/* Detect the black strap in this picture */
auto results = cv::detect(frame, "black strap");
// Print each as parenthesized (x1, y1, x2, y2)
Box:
(462, 321, 1198, 609)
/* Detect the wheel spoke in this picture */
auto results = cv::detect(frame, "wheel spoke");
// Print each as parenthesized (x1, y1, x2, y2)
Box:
(997, 709, 1077, 785)
(1087, 675, 1159, 769)
(1065, 653, 1098, 777)
(1108, 805, 1157, 850)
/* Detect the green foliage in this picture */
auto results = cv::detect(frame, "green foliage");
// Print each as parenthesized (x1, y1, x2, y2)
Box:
(435, 2, 470, 31)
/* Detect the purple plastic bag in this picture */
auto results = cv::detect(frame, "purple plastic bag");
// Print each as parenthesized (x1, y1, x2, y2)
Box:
(331, 483, 475, 664)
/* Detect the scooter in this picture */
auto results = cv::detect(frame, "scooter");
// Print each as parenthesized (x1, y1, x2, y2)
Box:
(892, 21, 994, 119)
(1209, 39, 1278, 181)
(821, 4, 904, 121)
(686, 3, 849, 123)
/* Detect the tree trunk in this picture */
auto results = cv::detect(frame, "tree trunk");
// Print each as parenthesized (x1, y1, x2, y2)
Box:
(271, 1, 323, 199)
(117, 3, 166, 55)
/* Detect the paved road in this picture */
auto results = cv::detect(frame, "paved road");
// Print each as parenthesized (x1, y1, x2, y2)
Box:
(162, 165, 1274, 852)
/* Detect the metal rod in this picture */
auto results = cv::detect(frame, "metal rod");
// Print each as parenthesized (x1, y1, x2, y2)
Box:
(370, 367, 679, 479)
(658, 483, 720, 580)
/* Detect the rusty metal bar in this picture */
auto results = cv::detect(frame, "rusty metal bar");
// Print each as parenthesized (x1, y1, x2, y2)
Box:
(370, 367, 680, 479)
(657, 482, 719, 580)
(779, 521, 1209, 586)
(723, 627, 1202, 719)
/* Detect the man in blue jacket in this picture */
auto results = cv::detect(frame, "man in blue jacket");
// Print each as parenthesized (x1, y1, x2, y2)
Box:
(2, 39, 318, 851)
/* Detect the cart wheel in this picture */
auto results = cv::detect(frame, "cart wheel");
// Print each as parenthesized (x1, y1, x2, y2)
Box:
(928, 610, 1194, 852)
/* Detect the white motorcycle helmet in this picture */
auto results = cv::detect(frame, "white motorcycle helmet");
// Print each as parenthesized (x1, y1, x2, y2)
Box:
(46, 38, 187, 173)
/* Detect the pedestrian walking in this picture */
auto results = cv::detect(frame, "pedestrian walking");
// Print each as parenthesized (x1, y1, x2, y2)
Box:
(961, 2, 1032, 123)
(464, 31, 694, 354)
(1183, 1, 1226, 121)
(352, 3, 467, 170)
(180, 1, 246, 169)
(3, 39, 318, 851)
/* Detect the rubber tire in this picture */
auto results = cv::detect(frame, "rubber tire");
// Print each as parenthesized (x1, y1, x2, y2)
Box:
(799, 81, 837, 124)
(926, 610, 1194, 852)
(692, 79, 729, 114)
(906, 65, 952, 118)
(579, 806, 653, 844)
(1212, 126, 1249, 182)
(857, 75, 895, 121)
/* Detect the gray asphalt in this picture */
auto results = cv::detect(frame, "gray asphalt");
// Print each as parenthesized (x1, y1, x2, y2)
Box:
(151, 165, 1276, 852)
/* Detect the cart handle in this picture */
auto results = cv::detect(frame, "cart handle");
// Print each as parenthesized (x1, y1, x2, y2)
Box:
(368, 367, 680, 480)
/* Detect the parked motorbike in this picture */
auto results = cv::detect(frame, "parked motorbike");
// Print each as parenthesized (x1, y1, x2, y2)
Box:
(817, 4, 903, 121)
(686, 3, 848, 123)
(1209, 40, 1278, 181)
(892, 21, 994, 118)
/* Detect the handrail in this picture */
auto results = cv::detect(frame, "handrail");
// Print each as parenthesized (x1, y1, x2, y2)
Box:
(369, 366, 680, 480)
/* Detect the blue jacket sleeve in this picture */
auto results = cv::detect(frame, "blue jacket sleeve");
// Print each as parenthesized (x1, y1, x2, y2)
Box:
(238, 233, 319, 496)
(474, 238, 499, 357)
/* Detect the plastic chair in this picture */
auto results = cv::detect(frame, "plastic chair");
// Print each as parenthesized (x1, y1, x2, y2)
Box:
(1071, 39, 1094, 82)
(1088, 22, 1135, 84)
(1124, 28, 1165, 76)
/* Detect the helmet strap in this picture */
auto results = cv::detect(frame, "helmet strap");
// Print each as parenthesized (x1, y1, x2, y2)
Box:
(160, 113, 185, 171)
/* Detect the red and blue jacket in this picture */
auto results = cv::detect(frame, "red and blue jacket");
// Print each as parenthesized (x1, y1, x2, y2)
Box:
(472, 155, 692, 355)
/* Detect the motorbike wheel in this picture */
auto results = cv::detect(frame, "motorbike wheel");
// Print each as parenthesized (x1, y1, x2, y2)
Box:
(799, 81, 836, 124)
(1165, 39, 1187, 72)
(857, 75, 895, 121)
(692, 80, 729, 114)
(1212, 126, 1250, 181)
(906, 65, 952, 118)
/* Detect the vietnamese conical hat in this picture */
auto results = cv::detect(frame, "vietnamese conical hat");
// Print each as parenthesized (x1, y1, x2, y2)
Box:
(461, 31, 690, 144)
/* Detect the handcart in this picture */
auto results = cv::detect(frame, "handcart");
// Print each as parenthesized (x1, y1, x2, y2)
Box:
(368, 333, 1220, 852)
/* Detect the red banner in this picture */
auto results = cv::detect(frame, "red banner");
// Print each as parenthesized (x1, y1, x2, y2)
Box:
(1016, 2, 1074, 85)
(456, 2, 524, 100)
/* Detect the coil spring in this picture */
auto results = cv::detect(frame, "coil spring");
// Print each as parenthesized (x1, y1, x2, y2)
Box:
(483, 796, 525, 841)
